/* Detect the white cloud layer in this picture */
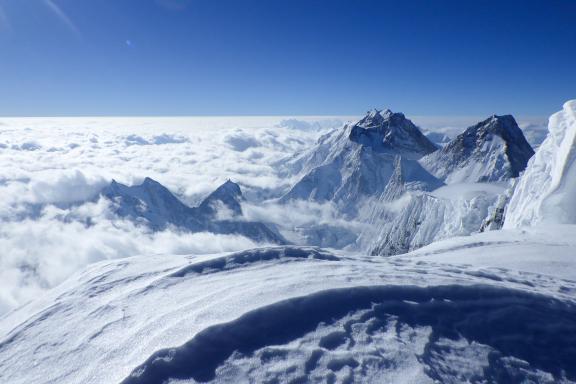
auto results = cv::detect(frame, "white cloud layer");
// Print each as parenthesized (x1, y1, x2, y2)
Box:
(0, 116, 345, 313)
(0, 115, 546, 314)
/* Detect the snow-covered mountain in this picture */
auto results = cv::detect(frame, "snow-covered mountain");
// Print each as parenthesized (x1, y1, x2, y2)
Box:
(282, 109, 442, 215)
(505, 100, 576, 228)
(420, 115, 534, 183)
(103, 178, 286, 244)
(361, 114, 535, 255)
(368, 183, 506, 255)
(281, 109, 536, 255)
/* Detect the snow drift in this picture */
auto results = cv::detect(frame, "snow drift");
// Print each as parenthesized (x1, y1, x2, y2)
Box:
(1, 229, 576, 384)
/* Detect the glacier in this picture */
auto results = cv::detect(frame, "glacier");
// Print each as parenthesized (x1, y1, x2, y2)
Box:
(367, 183, 506, 255)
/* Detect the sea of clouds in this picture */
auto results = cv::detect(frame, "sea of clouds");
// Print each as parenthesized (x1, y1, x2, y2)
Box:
(0, 114, 547, 314)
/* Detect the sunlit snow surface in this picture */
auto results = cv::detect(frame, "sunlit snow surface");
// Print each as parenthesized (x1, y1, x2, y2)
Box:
(0, 226, 575, 384)
(505, 100, 576, 228)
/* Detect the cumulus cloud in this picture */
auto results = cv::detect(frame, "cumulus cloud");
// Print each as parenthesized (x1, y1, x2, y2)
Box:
(0, 116, 345, 314)
(224, 131, 261, 151)
(124, 133, 189, 146)
(242, 199, 368, 246)
(0, 198, 257, 313)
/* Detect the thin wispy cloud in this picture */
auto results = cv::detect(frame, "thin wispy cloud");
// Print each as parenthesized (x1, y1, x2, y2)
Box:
(44, 0, 81, 39)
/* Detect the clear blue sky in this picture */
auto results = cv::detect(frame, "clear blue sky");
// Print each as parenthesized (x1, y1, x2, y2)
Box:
(0, 0, 574, 116)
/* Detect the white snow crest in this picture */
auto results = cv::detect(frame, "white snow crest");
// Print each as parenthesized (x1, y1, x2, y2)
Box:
(505, 100, 576, 228)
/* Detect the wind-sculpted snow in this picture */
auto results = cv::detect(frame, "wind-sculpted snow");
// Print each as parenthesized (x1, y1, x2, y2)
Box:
(505, 100, 576, 228)
(0, 109, 574, 383)
(1, 227, 576, 384)
(122, 285, 576, 384)
(169, 246, 339, 278)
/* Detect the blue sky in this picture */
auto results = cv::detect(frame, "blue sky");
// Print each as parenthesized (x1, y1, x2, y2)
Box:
(0, 0, 574, 116)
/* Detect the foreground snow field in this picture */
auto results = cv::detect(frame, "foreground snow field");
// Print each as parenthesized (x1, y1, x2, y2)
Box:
(0, 225, 575, 384)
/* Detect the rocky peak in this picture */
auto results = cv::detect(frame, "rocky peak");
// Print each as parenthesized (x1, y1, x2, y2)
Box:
(348, 108, 438, 159)
(420, 114, 535, 183)
(198, 180, 244, 217)
(449, 114, 534, 178)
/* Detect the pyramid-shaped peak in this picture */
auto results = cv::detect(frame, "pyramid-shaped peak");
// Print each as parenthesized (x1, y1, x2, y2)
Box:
(349, 108, 437, 159)
(141, 177, 163, 187)
(421, 113, 535, 183)
(470, 114, 528, 142)
(212, 179, 242, 197)
(198, 180, 244, 217)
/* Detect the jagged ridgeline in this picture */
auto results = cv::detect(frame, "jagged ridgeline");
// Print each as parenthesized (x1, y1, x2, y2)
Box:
(101, 178, 286, 244)
(97, 108, 536, 257)
(280, 108, 535, 255)
(281, 109, 443, 216)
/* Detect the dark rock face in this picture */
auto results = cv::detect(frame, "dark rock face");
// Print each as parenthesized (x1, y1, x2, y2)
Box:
(421, 115, 535, 183)
(282, 109, 442, 215)
(197, 180, 244, 218)
(348, 109, 438, 159)
(102, 178, 286, 244)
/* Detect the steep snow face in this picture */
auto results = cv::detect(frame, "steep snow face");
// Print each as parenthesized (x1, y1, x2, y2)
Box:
(1, 227, 576, 384)
(103, 178, 286, 244)
(282, 110, 442, 215)
(420, 115, 534, 183)
(505, 100, 576, 228)
(368, 183, 505, 255)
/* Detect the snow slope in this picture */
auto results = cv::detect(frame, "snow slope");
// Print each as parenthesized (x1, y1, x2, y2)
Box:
(420, 115, 534, 183)
(1, 226, 575, 384)
(368, 183, 506, 256)
(505, 100, 576, 228)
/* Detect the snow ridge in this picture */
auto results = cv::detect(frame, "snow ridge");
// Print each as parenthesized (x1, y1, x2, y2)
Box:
(505, 100, 576, 228)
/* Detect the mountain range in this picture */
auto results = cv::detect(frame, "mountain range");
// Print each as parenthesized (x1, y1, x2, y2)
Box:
(100, 108, 538, 256)
(102, 178, 285, 244)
